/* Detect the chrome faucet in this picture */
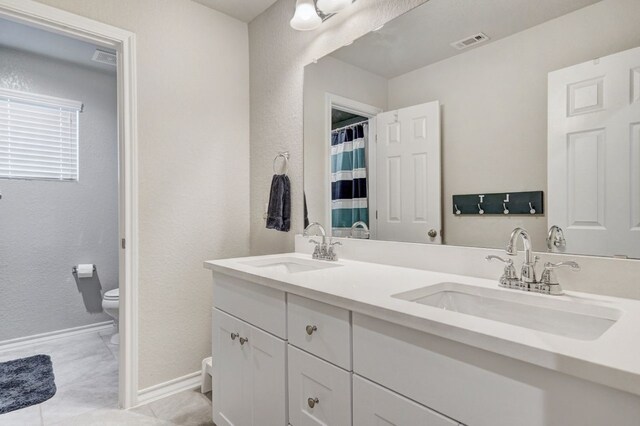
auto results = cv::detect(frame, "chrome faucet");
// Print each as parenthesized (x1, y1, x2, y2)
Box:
(506, 227, 538, 285)
(487, 227, 580, 295)
(304, 222, 326, 244)
(304, 222, 340, 261)
(546, 225, 566, 251)
(350, 221, 370, 239)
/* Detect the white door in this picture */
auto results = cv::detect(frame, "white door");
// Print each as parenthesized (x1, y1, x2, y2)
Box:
(213, 309, 287, 426)
(375, 101, 441, 244)
(212, 309, 252, 426)
(548, 46, 640, 258)
(249, 323, 287, 426)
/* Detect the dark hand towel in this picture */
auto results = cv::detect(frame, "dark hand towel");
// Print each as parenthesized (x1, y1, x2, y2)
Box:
(266, 174, 291, 232)
(303, 192, 310, 229)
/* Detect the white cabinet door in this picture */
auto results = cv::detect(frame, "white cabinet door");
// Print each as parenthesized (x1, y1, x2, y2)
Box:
(213, 309, 287, 426)
(213, 309, 252, 426)
(548, 46, 640, 258)
(250, 322, 287, 426)
(375, 101, 442, 244)
(353, 375, 459, 426)
(288, 345, 351, 426)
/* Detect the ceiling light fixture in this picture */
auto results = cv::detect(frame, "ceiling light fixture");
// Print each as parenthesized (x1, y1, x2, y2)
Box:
(290, 0, 356, 31)
(290, 0, 322, 31)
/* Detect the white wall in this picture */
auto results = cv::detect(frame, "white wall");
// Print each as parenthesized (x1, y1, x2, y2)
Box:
(387, 0, 640, 251)
(303, 56, 387, 229)
(249, 0, 428, 255)
(0, 47, 118, 341)
(33, 0, 251, 390)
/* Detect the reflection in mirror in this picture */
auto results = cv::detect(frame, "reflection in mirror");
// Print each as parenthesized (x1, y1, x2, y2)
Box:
(303, 0, 640, 258)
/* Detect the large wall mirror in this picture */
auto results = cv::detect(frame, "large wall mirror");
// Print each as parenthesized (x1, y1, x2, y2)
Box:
(303, 0, 640, 258)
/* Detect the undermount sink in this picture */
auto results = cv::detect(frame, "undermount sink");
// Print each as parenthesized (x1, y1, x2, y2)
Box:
(392, 282, 621, 340)
(240, 257, 342, 274)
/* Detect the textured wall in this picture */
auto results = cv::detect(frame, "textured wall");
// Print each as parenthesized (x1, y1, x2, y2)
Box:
(0, 47, 118, 341)
(249, 0, 427, 255)
(33, 0, 251, 390)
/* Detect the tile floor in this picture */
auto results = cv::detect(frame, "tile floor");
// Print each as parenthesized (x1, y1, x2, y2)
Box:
(0, 328, 214, 425)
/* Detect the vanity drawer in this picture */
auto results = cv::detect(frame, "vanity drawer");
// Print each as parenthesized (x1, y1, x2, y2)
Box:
(353, 374, 459, 426)
(213, 272, 286, 338)
(352, 313, 640, 426)
(287, 294, 351, 369)
(288, 345, 351, 426)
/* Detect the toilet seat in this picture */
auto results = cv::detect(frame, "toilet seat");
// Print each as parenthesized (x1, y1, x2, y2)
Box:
(104, 288, 119, 300)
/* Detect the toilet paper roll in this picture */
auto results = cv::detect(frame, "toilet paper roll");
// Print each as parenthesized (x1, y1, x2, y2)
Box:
(77, 264, 94, 278)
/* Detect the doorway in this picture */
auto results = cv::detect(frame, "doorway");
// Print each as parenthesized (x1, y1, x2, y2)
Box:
(0, 0, 138, 410)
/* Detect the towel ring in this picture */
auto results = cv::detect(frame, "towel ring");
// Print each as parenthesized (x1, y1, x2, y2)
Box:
(273, 152, 289, 175)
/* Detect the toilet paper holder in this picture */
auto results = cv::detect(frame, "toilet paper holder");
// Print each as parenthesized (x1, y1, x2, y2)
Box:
(72, 265, 97, 275)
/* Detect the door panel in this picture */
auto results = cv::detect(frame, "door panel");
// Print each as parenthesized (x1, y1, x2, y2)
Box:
(548, 45, 640, 257)
(249, 323, 287, 426)
(376, 101, 441, 244)
(213, 309, 251, 426)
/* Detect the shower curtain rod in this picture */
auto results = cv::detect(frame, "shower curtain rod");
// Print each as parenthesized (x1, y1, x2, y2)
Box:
(331, 119, 369, 133)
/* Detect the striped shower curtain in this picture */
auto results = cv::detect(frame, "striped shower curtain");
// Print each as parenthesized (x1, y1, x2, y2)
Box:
(331, 122, 368, 237)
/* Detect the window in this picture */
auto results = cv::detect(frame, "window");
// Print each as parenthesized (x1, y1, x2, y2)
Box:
(0, 88, 82, 181)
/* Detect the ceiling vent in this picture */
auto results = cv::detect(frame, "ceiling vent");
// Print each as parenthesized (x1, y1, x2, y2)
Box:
(92, 49, 117, 67)
(451, 32, 489, 51)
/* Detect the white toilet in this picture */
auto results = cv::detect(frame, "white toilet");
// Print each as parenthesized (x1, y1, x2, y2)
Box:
(102, 288, 119, 345)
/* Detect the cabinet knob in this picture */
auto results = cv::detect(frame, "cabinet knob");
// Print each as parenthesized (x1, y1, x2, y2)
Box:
(230, 332, 239, 341)
(305, 325, 318, 335)
(307, 397, 319, 408)
(428, 229, 437, 238)
(239, 337, 249, 345)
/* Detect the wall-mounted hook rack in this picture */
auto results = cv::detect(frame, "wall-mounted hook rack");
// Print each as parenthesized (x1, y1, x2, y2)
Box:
(452, 191, 543, 216)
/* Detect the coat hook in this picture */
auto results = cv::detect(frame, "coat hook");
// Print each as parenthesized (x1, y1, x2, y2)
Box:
(455, 204, 461, 215)
(478, 203, 484, 215)
(529, 202, 536, 214)
(503, 203, 509, 215)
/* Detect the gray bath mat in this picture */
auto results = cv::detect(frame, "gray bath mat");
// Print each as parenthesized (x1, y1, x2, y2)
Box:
(0, 354, 56, 414)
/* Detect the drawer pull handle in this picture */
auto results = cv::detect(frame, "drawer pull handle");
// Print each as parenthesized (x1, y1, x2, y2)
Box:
(306, 325, 318, 335)
(230, 332, 239, 341)
(239, 337, 249, 345)
(307, 397, 319, 408)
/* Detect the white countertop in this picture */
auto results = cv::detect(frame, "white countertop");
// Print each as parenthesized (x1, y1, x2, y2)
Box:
(204, 252, 640, 396)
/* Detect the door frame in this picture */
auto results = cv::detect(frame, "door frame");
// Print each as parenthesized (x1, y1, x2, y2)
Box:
(325, 93, 382, 238)
(0, 0, 139, 408)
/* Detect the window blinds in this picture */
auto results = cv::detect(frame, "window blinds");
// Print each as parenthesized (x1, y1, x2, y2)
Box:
(0, 88, 83, 181)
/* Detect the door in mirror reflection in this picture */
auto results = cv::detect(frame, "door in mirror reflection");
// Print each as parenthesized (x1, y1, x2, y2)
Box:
(548, 45, 640, 258)
(375, 101, 442, 244)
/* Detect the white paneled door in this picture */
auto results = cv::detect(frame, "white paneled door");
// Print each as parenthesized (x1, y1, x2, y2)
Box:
(548, 46, 640, 258)
(375, 101, 442, 244)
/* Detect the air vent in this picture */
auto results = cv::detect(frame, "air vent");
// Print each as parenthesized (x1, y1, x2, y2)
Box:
(450, 32, 489, 51)
(92, 49, 117, 66)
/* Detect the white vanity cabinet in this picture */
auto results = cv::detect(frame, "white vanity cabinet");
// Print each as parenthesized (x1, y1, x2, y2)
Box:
(210, 270, 640, 426)
(212, 309, 287, 426)
(212, 275, 287, 426)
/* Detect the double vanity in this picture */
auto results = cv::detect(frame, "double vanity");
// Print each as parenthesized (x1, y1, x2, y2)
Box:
(205, 242, 640, 426)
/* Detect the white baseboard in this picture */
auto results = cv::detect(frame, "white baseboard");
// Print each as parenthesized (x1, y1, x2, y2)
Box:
(135, 371, 201, 406)
(0, 321, 115, 352)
